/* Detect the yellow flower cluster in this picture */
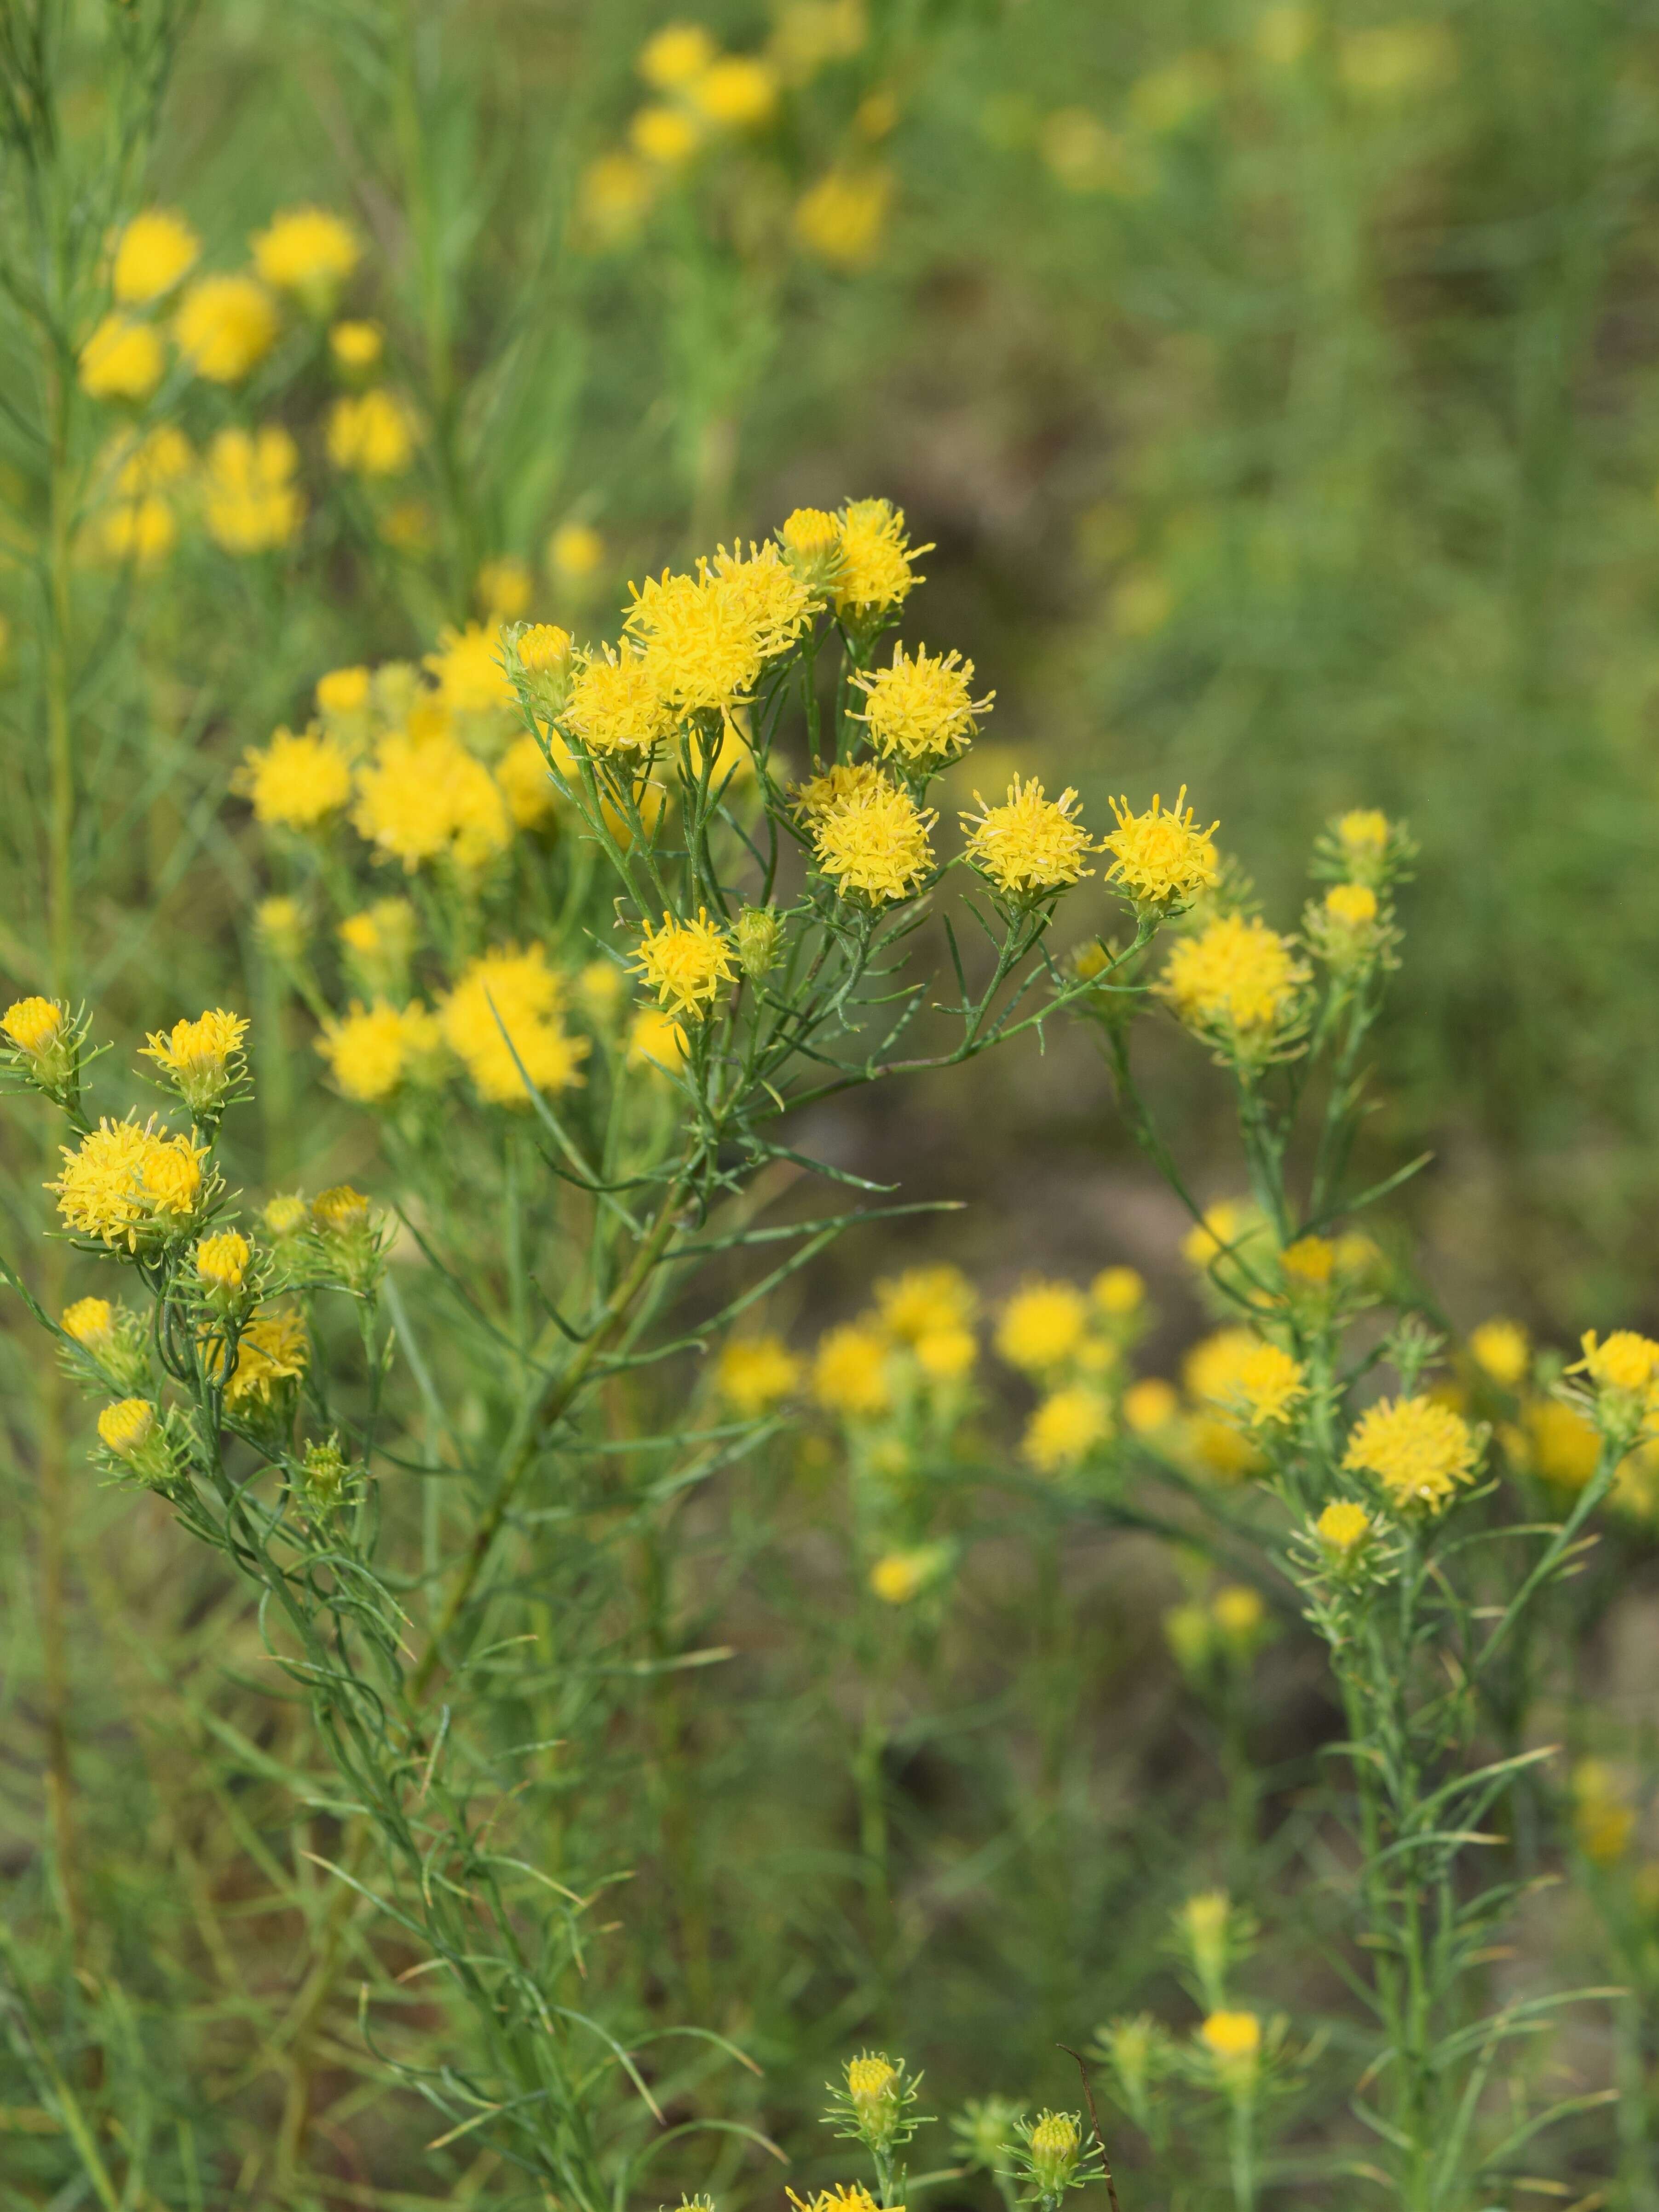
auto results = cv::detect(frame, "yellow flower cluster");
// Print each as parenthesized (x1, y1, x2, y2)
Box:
(239, 727, 353, 830)
(51, 1119, 206, 1248)
(1343, 1395, 1481, 1514)
(1159, 914, 1309, 1043)
(715, 1334, 803, 1418)
(811, 773, 936, 904)
(352, 728, 511, 871)
(317, 1000, 443, 1104)
(203, 426, 305, 554)
(622, 543, 812, 713)
(438, 944, 589, 1106)
(327, 388, 415, 477)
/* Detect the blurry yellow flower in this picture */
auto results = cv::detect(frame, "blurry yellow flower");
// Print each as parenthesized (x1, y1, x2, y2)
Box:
(1038, 109, 1148, 196)
(352, 730, 511, 872)
(870, 1550, 943, 1603)
(1199, 2010, 1261, 2067)
(1344, 1396, 1480, 1513)
(716, 1334, 801, 1416)
(440, 944, 589, 1106)
(80, 315, 165, 402)
(312, 1184, 371, 1235)
(255, 896, 307, 963)
(262, 1194, 308, 1239)
(1573, 1328, 1659, 1397)
(1183, 1200, 1253, 1270)
(426, 621, 514, 716)
(1573, 1761, 1635, 1866)
(251, 205, 359, 306)
(628, 1006, 688, 1074)
(1092, 1265, 1144, 1316)
(1164, 1599, 1214, 1672)
(1160, 914, 1309, 1043)
(1023, 1385, 1112, 1475)
(98, 496, 177, 566)
(1183, 1327, 1259, 1410)
(1337, 809, 1389, 860)
(109, 424, 192, 495)
(812, 776, 934, 903)
(1280, 1235, 1335, 1287)
(329, 317, 383, 371)
(632, 909, 737, 1020)
(770, 0, 866, 84)
(112, 208, 200, 303)
(317, 1000, 439, 1104)
(691, 55, 779, 128)
(963, 778, 1094, 900)
(795, 166, 893, 269)
(1232, 1340, 1307, 1427)
(813, 1321, 893, 1415)
(1469, 1317, 1529, 1388)
(1211, 1584, 1264, 1640)
(327, 388, 415, 476)
(875, 1266, 977, 1343)
(498, 736, 557, 829)
(1315, 1498, 1373, 1553)
(1520, 1397, 1600, 1491)
(1338, 22, 1457, 98)
(915, 1327, 977, 1384)
(1124, 1377, 1178, 1434)
(477, 555, 533, 621)
(63, 1297, 116, 1353)
(238, 726, 352, 830)
(997, 1280, 1089, 1373)
(1102, 788, 1219, 910)
(203, 426, 305, 553)
(549, 520, 605, 582)
(316, 665, 371, 722)
(632, 103, 703, 167)
(578, 152, 656, 245)
(175, 273, 278, 381)
(1324, 882, 1377, 928)
(638, 21, 717, 88)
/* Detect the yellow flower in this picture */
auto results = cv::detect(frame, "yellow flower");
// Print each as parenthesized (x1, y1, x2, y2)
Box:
(788, 2190, 881, 2212)
(638, 21, 718, 88)
(846, 2051, 900, 2102)
(196, 1230, 251, 1293)
(716, 1334, 801, 1416)
(98, 496, 177, 566)
(875, 1265, 977, 1343)
(339, 897, 416, 980)
(311, 1185, 370, 1235)
(791, 758, 887, 820)
(141, 1008, 249, 1102)
(869, 1551, 942, 1604)
(812, 776, 935, 903)
(239, 726, 352, 830)
(109, 424, 193, 495)
(1123, 1377, 1178, 1433)
(112, 208, 201, 303)
(813, 1322, 893, 1416)
(778, 505, 844, 594)
(1324, 882, 1377, 928)
(795, 166, 893, 268)
(79, 315, 165, 402)
(1520, 1398, 1600, 1491)
(1183, 1205, 1253, 1271)
(1233, 1341, 1307, 1427)
(1280, 1235, 1335, 1287)
(1092, 1266, 1144, 1315)
(217, 1310, 309, 1407)
(439, 947, 589, 1106)
(577, 152, 657, 245)
(425, 622, 514, 716)
(1343, 1395, 1481, 1513)
(50, 1119, 206, 1248)
(998, 1280, 1089, 1373)
(915, 1327, 977, 1384)
(1102, 788, 1220, 910)
(3, 997, 65, 1056)
(1336, 810, 1390, 876)
(327, 388, 415, 476)
(63, 1297, 116, 1352)
(563, 645, 676, 757)
(1199, 2010, 1261, 2064)
(520, 622, 575, 678)
(352, 730, 512, 872)
(1159, 914, 1309, 1042)
(498, 736, 557, 829)
(705, 540, 815, 660)
(316, 665, 371, 723)
(1022, 1385, 1112, 1475)
(1315, 1499, 1372, 1553)
(632, 103, 703, 167)
(1211, 1584, 1265, 1640)
(203, 426, 305, 553)
(632, 909, 737, 1020)
(175, 273, 278, 381)
(962, 777, 1094, 899)
(1573, 1328, 1659, 1396)
(329, 317, 383, 370)
(1469, 1318, 1529, 1388)
(251, 205, 360, 302)
(627, 1007, 688, 1074)
(833, 497, 926, 614)
(477, 556, 533, 621)
(691, 55, 780, 128)
(98, 1397, 156, 1458)
(549, 521, 605, 581)
(317, 1000, 437, 1103)
(263, 1194, 309, 1239)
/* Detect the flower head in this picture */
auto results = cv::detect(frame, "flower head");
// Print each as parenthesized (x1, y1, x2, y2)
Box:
(962, 777, 1094, 899)
(792, 758, 887, 820)
(632, 103, 703, 166)
(175, 274, 278, 382)
(252, 205, 359, 305)
(498, 736, 557, 829)
(562, 645, 676, 757)
(853, 643, 991, 767)
(1102, 788, 1219, 910)
(203, 426, 304, 552)
(997, 1280, 1089, 1373)
(239, 726, 352, 830)
(627, 1007, 688, 1074)
(1315, 1499, 1372, 1553)
(832, 496, 925, 612)
(1093, 1265, 1144, 1315)
(352, 730, 511, 872)
(716, 1334, 801, 1417)
(196, 1230, 251, 1294)
(312, 1185, 371, 1235)
(1232, 1341, 1307, 1427)
(1344, 1395, 1481, 1512)
(1023, 1385, 1112, 1475)
(217, 1310, 309, 1407)
(426, 622, 513, 716)
(631, 910, 737, 1021)
(1573, 1328, 1659, 1396)
(813, 1322, 893, 1416)
(318, 999, 440, 1103)
(98, 1397, 156, 1458)
(1159, 914, 1309, 1046)
(1199, 2010, 1262, 2074)
(796, 168, 895, 270)
(330, 318, 382, 370)
(63, 1297, 116, 1353)
(811, 776, 935, 903)
(439, 944, 588, 1106)
(80, 316, 165, 402)
(875, 1266, 977, 1344)
(778, 506, 844, 594)
(1124, 1377, 1179, 1433)
(870, 1548, 949, 1604)
(1211, 1584, 1265, 1642)
(141, 1009, 248, 1111)
(692, 54, 780, 127)
(639, 22, 717, 87)
(1469, 1317, 1529, 1388)
(4, 997, 66, 1057)
(51, 1119, 206, 1248)
(112, 209, 200, 303)
(327, 388, 415, 477)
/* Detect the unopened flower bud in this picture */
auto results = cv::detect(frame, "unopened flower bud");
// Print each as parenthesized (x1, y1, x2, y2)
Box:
(1025, 2110, 1081, 2198)
(735, 904, 782, 981)
(512, 622, 574, 714)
